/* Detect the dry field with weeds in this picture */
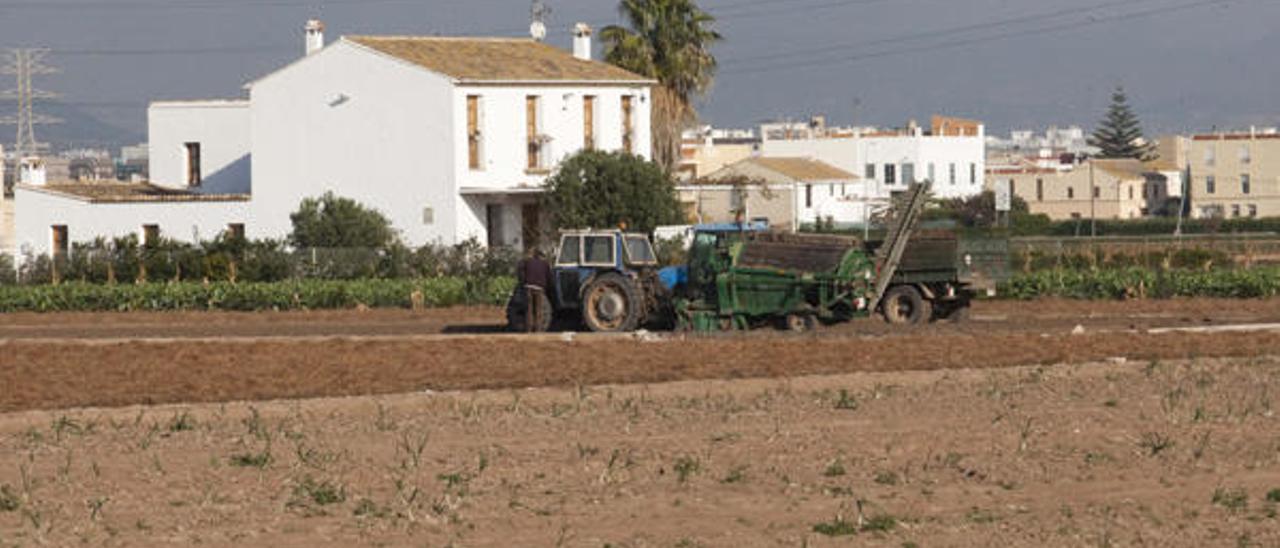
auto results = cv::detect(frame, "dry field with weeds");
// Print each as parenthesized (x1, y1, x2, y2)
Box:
(1, 353, 1279, 547)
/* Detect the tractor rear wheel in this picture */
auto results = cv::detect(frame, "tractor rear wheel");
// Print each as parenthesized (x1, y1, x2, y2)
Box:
(581, 273, 642, 333)
(882, 285, 931, 325)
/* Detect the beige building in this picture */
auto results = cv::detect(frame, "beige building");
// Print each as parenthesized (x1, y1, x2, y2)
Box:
(677, 137, 757, 182)
(986, 159, 1153, 221)
(678, 157, 866, 231)
(1187, 131, 1280, 218)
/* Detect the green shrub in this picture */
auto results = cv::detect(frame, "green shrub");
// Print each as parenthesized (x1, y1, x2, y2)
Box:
(0, 277, 515, 313)
(1000, 267, 1280, 300)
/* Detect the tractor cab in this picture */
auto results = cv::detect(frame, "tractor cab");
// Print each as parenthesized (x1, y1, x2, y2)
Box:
(551, 230, 661, 332)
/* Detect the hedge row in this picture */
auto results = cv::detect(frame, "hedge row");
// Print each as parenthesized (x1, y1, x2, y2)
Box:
(1000, 268, 1280, 300)
(0, 277, 516, 313)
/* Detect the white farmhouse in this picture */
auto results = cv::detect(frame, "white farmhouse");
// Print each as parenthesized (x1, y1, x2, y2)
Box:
(157, 22, 653, 250)
(12, 21, 653, 257)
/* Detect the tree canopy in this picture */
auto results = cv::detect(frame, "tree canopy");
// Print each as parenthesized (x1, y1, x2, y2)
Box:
(289, 192, 398, 250)
(602, 0, 721, 171)
(1089, 87, 1157, 160)
(540, 150, 685, 234)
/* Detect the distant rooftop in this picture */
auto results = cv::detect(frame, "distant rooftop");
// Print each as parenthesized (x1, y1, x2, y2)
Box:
(20, 183, 250, 204)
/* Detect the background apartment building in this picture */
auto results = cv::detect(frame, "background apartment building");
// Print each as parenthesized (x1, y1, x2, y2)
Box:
(987, 159, 1151, 221)
(1187, 129, 1280, 219)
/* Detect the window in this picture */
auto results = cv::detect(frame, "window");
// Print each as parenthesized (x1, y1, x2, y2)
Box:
(1093, 186, 1100, 199)
(828, 184, 835, 196)
(184, 142, 201, 187)
(1240, 145, 1252, 165)
(486, 204, 505, 248)
(467, 95, 483, 170)
(805, 184, 813, 208)
(884, 164, 896, 185)
(1128, 185, 1134, 200)
(51, 225, 68, 257)
(949, 163, 956, 185)
(142, 224, 160, 246)
(969, 163, 977, 184)
(1204, 148, 1215, 167)
(1067, 187, 1074, 200)
(526, 96, 542, 170)
(621, 96, 634, 154)
(864, 164, 876, 180)
(226, 223, 245, 240)
(1249, 204, 1258, 218)
(1206, 175, 1216, 194)
(928, 163, 936, 183)
(902, 163, 915, 185)
(1242, 174, 1251, 195)
(1008, 179, 1016, 196)
(1231, 204, 1241, 218)
(583, 95, 597, 150)
(625, 236, 656, 264)
(1070, 212, 1082, 220)
(1035, 178, 1044, 202)
(557, 235, 581, 265)
(583, 235, 615, 265)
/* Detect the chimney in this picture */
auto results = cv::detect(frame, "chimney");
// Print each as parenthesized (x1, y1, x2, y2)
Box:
(573, 23, 593, 61)
(304, 19, 325, 56)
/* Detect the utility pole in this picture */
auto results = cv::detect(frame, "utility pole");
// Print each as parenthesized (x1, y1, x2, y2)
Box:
(1089, 159, 1096, 238)
(0, 49, 61, 159)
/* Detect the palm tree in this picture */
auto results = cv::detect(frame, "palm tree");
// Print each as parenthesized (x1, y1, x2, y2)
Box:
(601, 0, 721, 171)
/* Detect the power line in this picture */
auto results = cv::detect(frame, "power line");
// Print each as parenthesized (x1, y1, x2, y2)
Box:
(719, 0, 1171, 67)
(721, 0, 1254, 77)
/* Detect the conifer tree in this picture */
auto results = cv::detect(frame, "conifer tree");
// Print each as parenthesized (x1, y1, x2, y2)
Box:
(1088, 86, 1157, 160)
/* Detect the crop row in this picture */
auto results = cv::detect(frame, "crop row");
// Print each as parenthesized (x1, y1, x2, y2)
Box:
(1000, 267, 1280, 300)
(0, 277, 516, 313)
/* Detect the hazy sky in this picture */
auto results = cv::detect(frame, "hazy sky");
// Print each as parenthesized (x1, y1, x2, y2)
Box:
(1, 0, 1278, 144)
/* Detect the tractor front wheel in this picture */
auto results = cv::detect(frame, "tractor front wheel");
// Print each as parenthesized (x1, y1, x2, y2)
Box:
(581, 273, 642, 333)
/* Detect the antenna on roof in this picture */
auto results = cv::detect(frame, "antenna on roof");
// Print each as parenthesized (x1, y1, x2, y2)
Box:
(530, 0, 550, 42)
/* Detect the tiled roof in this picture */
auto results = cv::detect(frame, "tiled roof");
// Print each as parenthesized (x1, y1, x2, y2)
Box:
(746, 157, 857, 181)
(21, 183, 250, 204)
(346, 36, 654, 83)
(1092, 158, 1148, 179)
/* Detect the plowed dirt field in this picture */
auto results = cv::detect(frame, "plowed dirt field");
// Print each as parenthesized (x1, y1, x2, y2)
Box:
(2, 299, 1280, 546)
(1, 356, 1278, 546)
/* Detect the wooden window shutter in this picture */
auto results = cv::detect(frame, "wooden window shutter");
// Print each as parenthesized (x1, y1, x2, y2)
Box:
(583, 96, 596, 150)
(467, 95, 480, 170)
(527, 96, 539, 169)
(621, 96, 633, 153)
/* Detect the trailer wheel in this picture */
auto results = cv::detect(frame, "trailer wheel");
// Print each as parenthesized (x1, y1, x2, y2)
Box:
(783, 314, 817, 332)
(882, 285, 931, 325)
(581, 273, 641, 333)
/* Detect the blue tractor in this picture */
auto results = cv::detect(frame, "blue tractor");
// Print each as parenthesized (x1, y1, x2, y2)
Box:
(508, 229, 668, 333)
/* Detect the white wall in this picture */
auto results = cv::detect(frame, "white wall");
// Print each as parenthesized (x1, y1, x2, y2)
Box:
(148, 101, 251, 194)
(13, 187, 249, 256)
(1, 196, 14, 255)
(249, 41, 458, 247)
(859, 134, 984, 199)
(452, 85, 651, 245)
(761, 131, 985, 201)
(795, 180, 880, 229)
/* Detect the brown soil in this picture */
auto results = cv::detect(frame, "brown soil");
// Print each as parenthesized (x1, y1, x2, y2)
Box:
(1, 297, 1279, 340)
(1, 356, 1277, 546)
